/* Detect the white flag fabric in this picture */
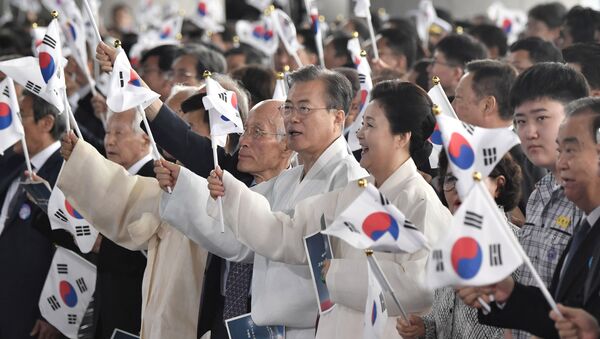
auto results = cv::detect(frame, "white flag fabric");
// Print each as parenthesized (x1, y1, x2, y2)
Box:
(272, 77, 287, 100)
(346, 51, 372, 151)
(436, 114, 520, 198)
(235, 17, 279, 56)
(426, 181, 523, 289)
(354, 0, 371, 18)
(203, 77, 244, 138)
(48, 185, 99, 253)
(427, 81, 457, 168)
(309, 5, 324, 66)
(272, 9, 302, 55)
(190, 0, 225, 32)
(0, 78, 24, 155)
(31, 25, 47, 57)
(322, 183, 427, 253)
(155, 13, 184, 41)
(0, 56, 65, 112)
(487, 2, 526, 44)
(38, 18, 66, 95)
(363, 258, 388, 339)
(414, 0, 436, 45)
(59, 0, 90, 78)
(106, 49, 160, 112)
(39, 246, 96, 339)
(347, 35, 362, 68)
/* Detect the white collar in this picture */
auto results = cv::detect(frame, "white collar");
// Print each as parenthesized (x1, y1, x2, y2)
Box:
(584, 205, 600, 227)
(30, 141, 61, 170)
(127, 152, 153, 175)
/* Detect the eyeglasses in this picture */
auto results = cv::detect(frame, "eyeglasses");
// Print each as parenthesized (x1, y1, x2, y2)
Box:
(279, 104, 335, 117)
(596, 127, 600, 144)
(431, 58, 460, 68)
(442, 174, 458, 192)
(240, 127, 286, 140)
(165, 70, 196, 81)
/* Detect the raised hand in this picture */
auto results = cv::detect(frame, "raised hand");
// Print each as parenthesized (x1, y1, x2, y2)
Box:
(95, 41, 118, 73)
(550, 304, 600, 339)
(60, 130, 79, 161)
(207, 167, 224, 200)
(154, 159, 180, 193)
(396, 315, 426, 339)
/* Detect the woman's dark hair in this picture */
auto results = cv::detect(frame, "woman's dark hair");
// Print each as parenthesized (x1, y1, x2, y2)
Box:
(230, 65, 276, 106)
(369, 80, 435, 170)
(438, 149, 522, 211)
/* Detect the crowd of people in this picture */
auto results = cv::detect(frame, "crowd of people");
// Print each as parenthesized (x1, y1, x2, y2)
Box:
(1, 1, 600, 338)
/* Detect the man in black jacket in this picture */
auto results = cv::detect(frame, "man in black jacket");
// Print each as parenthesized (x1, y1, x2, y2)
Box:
(0, 92, 74, 339)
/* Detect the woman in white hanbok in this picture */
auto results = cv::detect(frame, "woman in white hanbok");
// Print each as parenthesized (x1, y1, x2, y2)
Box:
(207, 80, 452, 338)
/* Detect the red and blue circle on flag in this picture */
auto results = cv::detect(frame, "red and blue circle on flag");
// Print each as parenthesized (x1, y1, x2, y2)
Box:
(430, 123, 443, 146)
(39, 52, 56, 84)
(448, 132, 474, 170)
(65, 199, 84, 220)
(252, 25, 274, 42)
(59, 280, 78, 307)
(128, 69, 142, 87)
(197, 1, 207, 16)
(0, 102, 13, 129)
(451, 237, 483, 279)
(362, 212, 399, 241)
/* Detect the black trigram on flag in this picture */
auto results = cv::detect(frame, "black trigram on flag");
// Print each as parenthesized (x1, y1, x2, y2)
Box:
(378, 292, 387, 312)
(25, 81, 42, 94)
(54, 209, 68, 223)
(343, 221, 359, 233)
(218, 92, 227, 102)
(57, 263, 68, 274)
(2, 86, 9, 98)
(461, 122, 475, 135)
(42, 35, 57, 49)
(403, 220, 418, 231)
(432, 249, 444, 272)
(489, 243, 503, 266)
(75, 225, 91, 237)
(67, 314, 77, 325)
(483, 148, 497, 166)
(47, 295, 61, 310)
(76, 277, 88, 293)
(378, 192, 390, 205)
(118, 71, 125, 87)
(358, 74, 367, 84)
(464, 211, 483, 229)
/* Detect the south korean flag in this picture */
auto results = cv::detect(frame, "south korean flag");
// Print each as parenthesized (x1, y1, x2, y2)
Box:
(48, 185, 99, 253)
(39, 246, 96, 339)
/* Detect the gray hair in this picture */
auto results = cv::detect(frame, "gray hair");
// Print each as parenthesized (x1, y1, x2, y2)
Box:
(287, 65, 354, 115)
(106, 108, 144, 135)
(565, 96, 600, 141)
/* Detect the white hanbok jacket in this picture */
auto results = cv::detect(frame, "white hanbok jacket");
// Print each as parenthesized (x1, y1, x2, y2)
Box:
(161, 136, 367, 339)
(208, 157, 451, 339)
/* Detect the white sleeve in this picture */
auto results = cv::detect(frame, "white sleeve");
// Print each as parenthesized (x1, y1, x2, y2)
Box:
(159, 166, 253, 263)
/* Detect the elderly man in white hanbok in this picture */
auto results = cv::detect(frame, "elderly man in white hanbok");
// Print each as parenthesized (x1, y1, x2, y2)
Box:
(157, 65, 367, 338)
(205, 81, 451, 338)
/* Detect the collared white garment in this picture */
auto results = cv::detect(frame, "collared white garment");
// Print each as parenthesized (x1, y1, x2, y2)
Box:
(163, 136, 367, 338)
(57, 140, 207, 339)
(127, 152, 153, 175)
(0, 141, 61, 235)
(210, 157, 451, 338)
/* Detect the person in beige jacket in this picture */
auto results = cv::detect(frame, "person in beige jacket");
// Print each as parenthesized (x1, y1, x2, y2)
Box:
(206, 80, 452, 338)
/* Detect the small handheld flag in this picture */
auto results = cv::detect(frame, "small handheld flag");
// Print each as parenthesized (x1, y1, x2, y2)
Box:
(345, 50, 372, 152)
(270, 6, 303, 67)
(235, 16, 278, 56)
(353, 0, 379, 60)
(0, 78, 25, 156)
(272, 71, 288, 100)
(364, 253, 388, 339)
(38, 246, 96, 339)
(427, 76, 458, 168)
(322, 180, 428, 253)
(309, 5, 325, 67)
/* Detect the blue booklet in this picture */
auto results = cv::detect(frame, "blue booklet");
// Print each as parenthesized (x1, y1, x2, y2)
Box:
(225, 313, 285, 339)
(110, 329, 139, 339)
(304, 231, 335, 315)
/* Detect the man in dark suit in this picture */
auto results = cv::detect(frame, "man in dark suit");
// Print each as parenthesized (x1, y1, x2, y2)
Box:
(457, 97, 600, 339)
(0, 92, 74, 339)
(92, 108, 152, 339)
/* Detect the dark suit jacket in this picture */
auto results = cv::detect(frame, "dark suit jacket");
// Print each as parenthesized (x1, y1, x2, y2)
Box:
(0, 150, 76, 339)
(73, 91, 106, 154)
(93, 160, 152, 339)
(479, 217, 600, 338)
(149, 104, 254, 339)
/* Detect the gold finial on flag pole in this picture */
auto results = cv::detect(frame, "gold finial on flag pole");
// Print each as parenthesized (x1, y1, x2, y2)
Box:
(472, 172, 482, 181)
(432, 104, 441, 116)
(358, 178, 368, 188)
(175, 33, 183, 41)
(283, 65, 290, 73)
(456, 26, 464, 34)
(360, 50, 367, 57)
(365, 249, 374, 256)
(32, 22, 38, 29)
(432, 76, 440, 85)
(50, 10, 59, 18)
(114, 39, 122, 48)
(203, 70, 212, 79)
(319, 15, 325, 23)
(276, 72, 284, 80)
(233, 35, 240, 44)
(352, 31, 359, 39)
(265, 5, 275, 16)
